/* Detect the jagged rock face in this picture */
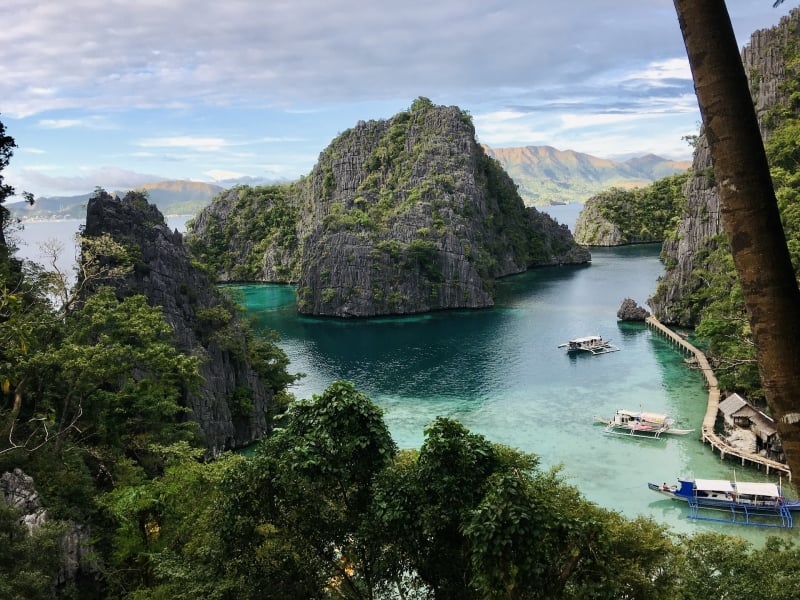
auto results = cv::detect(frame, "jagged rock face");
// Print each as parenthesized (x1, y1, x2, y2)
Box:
(574, 198, 625, 246)
(649, 10, 799, 326)
(648, 139, 721, 326)
(1, 468, 47, 529)
(83, 193, 274, 454)
(2, 469, 94, 587)
(296, 106, 590, 316)
(190, 101, 590, 318)
(617, 298, 650, 322)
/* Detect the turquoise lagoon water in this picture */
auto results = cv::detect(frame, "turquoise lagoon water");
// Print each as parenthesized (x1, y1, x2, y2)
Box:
(237, 244, 797, 544)
(16, 215, 797, 543)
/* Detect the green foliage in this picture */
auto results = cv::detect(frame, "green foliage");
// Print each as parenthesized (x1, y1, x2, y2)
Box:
(5, 371, 800, 598)
(675, 533, 800, 600)
(187, 184, 299, 281)
(581, 173, 688, 244)
(405, 238, 441, 280)
(0, 503, 65, 600)
(247, 329, 303, 394)
(212, 381, 397, 599)
(0, 121, 14, 199)
(99, 445, 244, 599)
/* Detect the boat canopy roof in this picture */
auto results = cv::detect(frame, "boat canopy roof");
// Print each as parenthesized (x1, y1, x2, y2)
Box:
(571, 335, 602, 343)
(616, 409, 669, 422)
(639, 412, 668, 423)
(735, 482, 780, 497)
(694, 479, 734, 493)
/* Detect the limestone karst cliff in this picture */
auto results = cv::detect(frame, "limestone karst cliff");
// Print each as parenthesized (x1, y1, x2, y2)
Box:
(648, 9, 800, 326)
(188, 98, 590, 317)
(82, 191, 288, 454)
(573, 174, 687, 246)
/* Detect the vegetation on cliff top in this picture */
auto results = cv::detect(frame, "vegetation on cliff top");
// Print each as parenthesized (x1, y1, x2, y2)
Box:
(573, 172, 688, 246)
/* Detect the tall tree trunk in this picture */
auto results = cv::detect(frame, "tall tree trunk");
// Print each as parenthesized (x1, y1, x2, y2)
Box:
(673, 0, 800, 481)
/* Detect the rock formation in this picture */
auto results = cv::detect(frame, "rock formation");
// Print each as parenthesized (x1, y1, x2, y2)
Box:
(189, 99, 590, 317)
(649, 9, 800, 325)
(573, 195, 626, 246)
(83, 191, 279, 454)
(617, 298, 650, 322)
(1, 468, 93, 587)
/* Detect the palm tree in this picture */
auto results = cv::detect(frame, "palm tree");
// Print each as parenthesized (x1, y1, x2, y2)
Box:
(672, 0, 800, 478)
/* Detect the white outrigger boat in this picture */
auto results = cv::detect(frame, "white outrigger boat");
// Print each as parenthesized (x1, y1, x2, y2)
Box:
(557, 335, 619, 355)
(597, 409, 695, 439)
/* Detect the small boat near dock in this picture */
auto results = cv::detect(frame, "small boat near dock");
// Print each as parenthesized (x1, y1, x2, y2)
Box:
(557, 335, 619, 355)
(648, 477, 799, 528)
(597, 409, 694, 439)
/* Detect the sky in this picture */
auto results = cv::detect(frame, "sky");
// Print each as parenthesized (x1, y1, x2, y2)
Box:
(1, 0, 794, 199)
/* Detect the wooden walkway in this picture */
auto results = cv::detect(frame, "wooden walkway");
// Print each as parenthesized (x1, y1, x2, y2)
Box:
(645, 316, 791, 480)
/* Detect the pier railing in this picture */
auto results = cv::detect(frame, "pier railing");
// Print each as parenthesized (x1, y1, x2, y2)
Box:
(645, 316, 791, 480)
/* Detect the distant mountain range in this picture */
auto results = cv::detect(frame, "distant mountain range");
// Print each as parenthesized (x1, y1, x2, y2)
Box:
(9, 180, 226, 221)
(483, 145, 691, 205)
(9, 146, 691, 220)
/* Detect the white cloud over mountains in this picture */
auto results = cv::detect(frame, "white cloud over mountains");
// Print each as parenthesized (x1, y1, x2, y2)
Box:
(0, 0, 792, 196)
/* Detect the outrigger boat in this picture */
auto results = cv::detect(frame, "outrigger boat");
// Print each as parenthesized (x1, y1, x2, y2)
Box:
(648, 477, 800, 528)
(597, 409, 694, 439)
(557, 335, 619, 355)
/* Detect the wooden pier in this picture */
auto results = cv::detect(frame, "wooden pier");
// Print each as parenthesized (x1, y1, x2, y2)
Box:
(645, 316, 791, 480)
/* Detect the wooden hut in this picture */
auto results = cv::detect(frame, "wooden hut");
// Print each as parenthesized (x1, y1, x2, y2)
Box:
(718, 393, 783, 462)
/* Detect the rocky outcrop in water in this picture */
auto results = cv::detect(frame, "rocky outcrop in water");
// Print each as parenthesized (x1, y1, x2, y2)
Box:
(648, 10, 800, 326)
(83, 191, 279, 454)
(617, 298, 650, 322)
(189, 99, 590, 317)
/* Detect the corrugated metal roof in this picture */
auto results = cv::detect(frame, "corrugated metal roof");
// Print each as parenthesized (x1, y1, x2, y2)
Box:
(719, 393, 747, 416)
(694, 479, 734, 492)
(735, 482, 780, 497)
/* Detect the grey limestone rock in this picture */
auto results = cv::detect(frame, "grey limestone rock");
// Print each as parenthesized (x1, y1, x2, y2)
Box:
(617, 298, 650, 322)
(83, 192, 277, 454)
(190, 101, 590, 317)
(648, 10, 800, 326)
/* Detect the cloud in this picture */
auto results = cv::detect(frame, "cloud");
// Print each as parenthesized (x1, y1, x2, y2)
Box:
(137, 136, 231, 151)
(1, 0, 789, 195)
(36, 116, 116, 131)
(20, 166, 167, 196)
(1, 0, 693, 118)
(205, 169, 245, 181)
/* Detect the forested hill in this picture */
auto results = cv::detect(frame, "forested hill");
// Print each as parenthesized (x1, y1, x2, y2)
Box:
(483, 145, 690, 206)
(572, 173, 688, 246)
(188, 98, 590, 318)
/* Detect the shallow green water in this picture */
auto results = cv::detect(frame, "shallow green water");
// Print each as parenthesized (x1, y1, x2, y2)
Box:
(236, 245, 797, 544)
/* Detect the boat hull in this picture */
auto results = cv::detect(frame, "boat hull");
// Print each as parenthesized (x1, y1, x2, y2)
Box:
(648, 479, 800, 528)
(605, 425, 694, 438)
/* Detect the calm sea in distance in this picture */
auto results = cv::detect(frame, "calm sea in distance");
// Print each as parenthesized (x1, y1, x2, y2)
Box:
(15, 206, 798, 544)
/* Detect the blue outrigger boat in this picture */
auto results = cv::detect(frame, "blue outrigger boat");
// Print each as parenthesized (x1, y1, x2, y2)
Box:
(649, 478, 799, 528)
